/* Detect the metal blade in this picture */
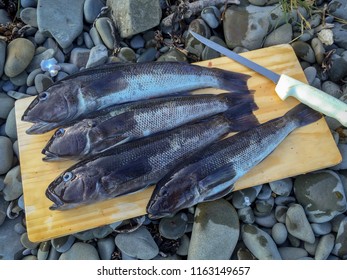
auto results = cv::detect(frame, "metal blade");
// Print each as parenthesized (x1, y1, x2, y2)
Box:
(190, 31, 280, 84)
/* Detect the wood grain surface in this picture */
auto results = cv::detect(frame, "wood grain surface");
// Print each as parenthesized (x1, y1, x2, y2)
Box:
(15, 44, 341, 242)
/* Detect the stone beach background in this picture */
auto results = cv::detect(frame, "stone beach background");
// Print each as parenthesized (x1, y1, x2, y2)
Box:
(0, 0, 347, 260)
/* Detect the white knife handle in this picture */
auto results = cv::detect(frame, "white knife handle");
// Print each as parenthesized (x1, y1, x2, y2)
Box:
(275, 74, 347, 127)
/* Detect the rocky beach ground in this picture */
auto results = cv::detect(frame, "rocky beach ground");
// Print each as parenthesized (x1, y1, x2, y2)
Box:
(0, 0, 347, 260)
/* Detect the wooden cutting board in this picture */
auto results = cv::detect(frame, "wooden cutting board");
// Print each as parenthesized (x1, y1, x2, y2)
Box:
(15, 44, 341, 242)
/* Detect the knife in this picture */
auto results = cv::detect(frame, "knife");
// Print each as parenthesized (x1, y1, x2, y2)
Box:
(190, 31, 347, 127)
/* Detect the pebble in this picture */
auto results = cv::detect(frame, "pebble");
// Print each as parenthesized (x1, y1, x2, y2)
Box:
(254, 197, 274, 215)
(278, 247, 308, 260)
(51, 235, 76, 253)
(2, 165, 22, 201)
(304, 238, 319, 256)
(115, 226, 158, 260)
(328, 0, 347, 21)
(0, 9, 11, 24)
(5, 108, 17, 139)
(186, 19, 211, 58)
(0, 215, 24, 260)
(322, 81, 342, 98)
(0, 40, 6, 77)
(201, 6, 221, 29)
(311, 38, 325, 65)
(117, 47, 136, 62)
(201, 36, 226, 61)
(176, 234, 190, 256)
(17, 195, 25, 210)
(254, 211, 277, 228)
(294, 170, 347, 223)
(59, 242, 100, 260)
(26, 68, 42, 86)
(188, 199, 239, 260)
(26, 86, 38, 96)
(97, 236, 115, 260)
(21, 0, 37, 8)
(34, 74, 53, 92)
(37, 0, 85, 48)
(20, 232, 39, 250)
(14, 222, 26, 235)
(37, 241, 51, 260)
(20, 7, 38, 27)
(271, 222, 287, 245)
(332, 217, 347, 258)
(237, 206, 255, 224)
(263, 23, 292, 47)
(285, 203, 315, 244)
(159, 212, 188, 240)
(69, 48, 91, 69)
(230, 185, 262, 209)
(157, 48, 187, 62)
(291, 41, 315, 63)
(257, 184, 272, 200)
(315, 233, 335, 260)
(137, 47, 157, 63)
(311, 222, 332, 236)
(10, 72, 28, 88)
(89, 26, 103, 46)
(130, 34, 145, 49)
(92, 222, 121, 239)
(328, 56, 347, 82)
(86, 44, 108, 68)
(304, 66, 317, 85)
(47, 247, 61, 260)
(249, 0, 279, 5)
(58, 63, 79, 75)
(0, 93, 14, 120)
(241, 224, 282, 260)
(4, 38, 35, 78)
(27, 48, 55, 72)
(332, 23, 347, 49)
(107, 0, 162, 38)
(95, 17, 115, 50)
(83, 32, 94, 49)
(84, 0, 106, 23)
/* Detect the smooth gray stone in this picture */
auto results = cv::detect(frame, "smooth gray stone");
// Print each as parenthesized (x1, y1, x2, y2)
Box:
(315, 233, 335, 260)
(328, 0, 347, 21)
(89, 26, 103, 46)
(58, 63, 79, 75)
(287, 233, 301, 247)
(291, 41, 315, 63)
(255, 197, 274, 215)
(271, 222, 287, 245)
(86, 44, 108, 68)
(201, 36, 226, 61)
(311, 222, 332, 236)
(10, 71, 28, 87)
(249, 0, 279, 5)
(0, 136, 13, 175)
(254, 210, 277, 228)
(37, 241, 51, 260)
(37, 0, 84, 49)
(97, 237, 115, 260)
(327, 56, 347, 82)
(311, 38, 325, 65)
(2, 80, 17, 93)
(186, 19, 211, 58)
(0, 93, 14, 119)
(34, 30, 46, 44)
(69, 48, 90, 69)
(4, 38, 35, 78)
(176, 234, 190, 256)
(188, 199, 239, 260)
(257, 184, 272, 200)
(294, 170, 347, 223)
(157, 48, 187, 62)
(92, 221, 122, 239)
(332, 217, 347, 258)
(20, 7, 38, 27)
(130, 34, 145, 49)
(0, 9, 11, 24)
(304, 238, 319, 256)
(304, 66, 317, 86)
(21, 0, 37, 8)
(201, 6, 221, 29)
(14, 222, 26, 235)
(107, 0, 162, 38)
(0, 215, 24, 259)
(0, 40, 6, 77)
(231, 185, 262, 209)
(3, 165, 22, 201)
(59, 242, 100, 260)
(26, 48, 55, 73)
(159, 212, 188, 240)
(34, 74, 53, 93)
(55, 71, 69, 81)
(83, 32, 94, 49)
(17, 195, 25, 210)
(238, 206, 255, 224)
(278, 247, 308, 260)
(26, 86, 38, 96)
(322, 81, 342, 99)
(84, 0, 106, 23)
(47, 247, 61, 260)
(115, 226, 158, 260)
(26, 68, 42, 86)
(0, 195, 8, 226)
(332, 23, 347, 49)
(263, 23, 292, 47)
(331, 144, 347, 170)
(95, 17, 115, 50)
(136, 47, 157, 63)
(242, 224, 282, 260)
(286, 203, 315, 244)
(20, 232, 39, 250)
(5, 108, 17, 139)
(117, 47, 136, 62)
(52, 235, 76, 253)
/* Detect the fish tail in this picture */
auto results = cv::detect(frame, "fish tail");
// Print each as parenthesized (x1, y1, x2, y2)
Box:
(222, 102, 260, 131)
(284, 104, 322, 127)
(212, 68, 251, 92)
(219, 90, 257, 108)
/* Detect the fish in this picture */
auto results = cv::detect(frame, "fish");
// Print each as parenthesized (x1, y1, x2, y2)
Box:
(146, 104, 322, 219)
(42, 91, 256, 161)
(45, 103, 259, 210)
(21, 61, 251, 134)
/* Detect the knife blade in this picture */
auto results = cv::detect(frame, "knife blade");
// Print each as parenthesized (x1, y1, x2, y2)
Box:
(190, 31, 347, 127)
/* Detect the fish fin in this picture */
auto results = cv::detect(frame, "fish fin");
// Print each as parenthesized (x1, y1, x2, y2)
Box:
(212, 68, 251, 92)
(223, 102, 260, 131)
(199, 164, 237, 201)
(219, 91, 257, 107)
(284, 104, 322, 127)
(92, 135, 132, 153)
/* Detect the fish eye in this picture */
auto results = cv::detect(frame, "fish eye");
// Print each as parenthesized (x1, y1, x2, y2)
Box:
(39, 92, 49, 101)
(63, 172, 73, 182)
(55, 128, 65, 137)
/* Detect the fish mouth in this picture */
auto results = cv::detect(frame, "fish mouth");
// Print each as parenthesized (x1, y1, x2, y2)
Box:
(42, 149, 62, 162)
(45, 189, 64, 210)
(21, 98, 40, 122)
(147, 211, 172, 220)
(26, 122, 59, 134)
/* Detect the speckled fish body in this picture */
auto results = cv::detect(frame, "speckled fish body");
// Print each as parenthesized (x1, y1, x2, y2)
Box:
(45, 106, 259, 210)
(147, 104, 322, 219)
(42, 92, 256, 161)
(21, 62, 251, 134)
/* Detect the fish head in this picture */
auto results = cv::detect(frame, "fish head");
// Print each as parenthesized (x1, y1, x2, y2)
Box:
(147, 175, 198, 219)
(42, 120, 95, 161)
(22, 81, 82, 134)
(46, 166, 103, 210)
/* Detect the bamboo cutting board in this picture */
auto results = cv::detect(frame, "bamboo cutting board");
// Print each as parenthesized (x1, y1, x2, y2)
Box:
(15, 44, 341, 242)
